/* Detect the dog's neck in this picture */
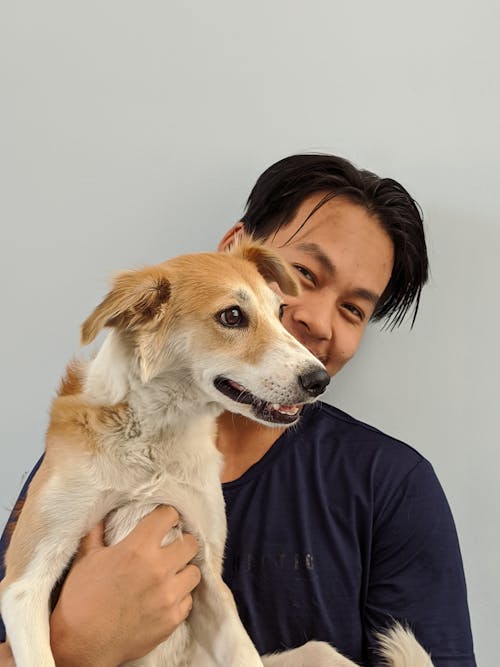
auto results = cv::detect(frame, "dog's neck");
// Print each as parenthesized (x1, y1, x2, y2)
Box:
(84, 329, 221, 431)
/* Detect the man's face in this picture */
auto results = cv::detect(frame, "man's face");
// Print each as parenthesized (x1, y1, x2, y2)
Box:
(220, 193, 394, 377)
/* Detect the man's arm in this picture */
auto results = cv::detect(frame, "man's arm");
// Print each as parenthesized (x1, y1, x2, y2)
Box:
(0, 642, 15, 667)
(365, 458, 476, 667)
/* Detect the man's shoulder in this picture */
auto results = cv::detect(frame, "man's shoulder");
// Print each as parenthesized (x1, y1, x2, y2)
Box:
(298, 401, 428, 482)
(302, 401, 423, 452)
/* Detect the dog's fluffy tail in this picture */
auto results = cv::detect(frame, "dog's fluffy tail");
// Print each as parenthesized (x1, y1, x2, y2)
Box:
(376, 623, 433, 666)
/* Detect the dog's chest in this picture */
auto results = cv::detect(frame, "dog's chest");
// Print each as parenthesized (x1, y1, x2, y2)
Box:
(98, 407, 219, 483)
(100, 412, 227, 553)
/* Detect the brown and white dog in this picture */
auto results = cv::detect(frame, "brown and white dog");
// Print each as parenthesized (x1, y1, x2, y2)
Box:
(0, 240, 432, 667)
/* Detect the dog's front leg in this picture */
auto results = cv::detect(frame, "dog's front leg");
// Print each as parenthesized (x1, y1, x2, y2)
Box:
(2, 575, 56, 667)
(1, 473, 105, 667)
(188, 561, 263, 667)
(2, 535, 82, 667)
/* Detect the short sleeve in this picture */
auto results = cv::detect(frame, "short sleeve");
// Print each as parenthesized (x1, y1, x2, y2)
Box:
(364, 458, 476, 666)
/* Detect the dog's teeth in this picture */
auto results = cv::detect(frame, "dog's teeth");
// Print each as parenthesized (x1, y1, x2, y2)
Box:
(273, 404, 299, 416)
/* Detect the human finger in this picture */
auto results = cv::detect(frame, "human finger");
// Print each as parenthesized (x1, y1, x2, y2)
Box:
(123, 505, 180, 546)
(176, 593, 194, 624)
(0, 641, 16, 667)
(176, 563, 201, 594)
(163, 532, 199, 573)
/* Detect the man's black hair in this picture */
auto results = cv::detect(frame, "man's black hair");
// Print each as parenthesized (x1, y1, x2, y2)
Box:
(240, 154, 428, 328)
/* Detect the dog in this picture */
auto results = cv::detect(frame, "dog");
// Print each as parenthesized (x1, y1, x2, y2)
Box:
(0, 239, 433, 666)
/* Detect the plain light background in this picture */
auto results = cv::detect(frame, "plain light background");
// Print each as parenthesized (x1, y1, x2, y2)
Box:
(1, 2, 498, 664)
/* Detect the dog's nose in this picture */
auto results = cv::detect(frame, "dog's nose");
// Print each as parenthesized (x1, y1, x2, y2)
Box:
(299, 367, 330, 397)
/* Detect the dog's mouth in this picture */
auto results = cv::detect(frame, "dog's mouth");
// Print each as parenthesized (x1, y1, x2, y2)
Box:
(213, 376, 301, 425)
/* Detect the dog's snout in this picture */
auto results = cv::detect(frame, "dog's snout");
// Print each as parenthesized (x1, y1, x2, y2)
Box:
(299, 367, 330, 397)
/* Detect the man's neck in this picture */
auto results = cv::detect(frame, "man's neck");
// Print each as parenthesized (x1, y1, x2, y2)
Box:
(216, 411, 286, 483)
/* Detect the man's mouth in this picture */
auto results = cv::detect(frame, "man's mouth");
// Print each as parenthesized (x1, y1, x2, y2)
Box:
(213, 376, 301, 425)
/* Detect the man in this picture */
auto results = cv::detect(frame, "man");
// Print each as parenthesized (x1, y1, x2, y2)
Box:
(0, 154, 476, 666)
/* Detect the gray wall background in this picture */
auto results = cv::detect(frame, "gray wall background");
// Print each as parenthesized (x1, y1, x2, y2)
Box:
(1, 2, 498, 664)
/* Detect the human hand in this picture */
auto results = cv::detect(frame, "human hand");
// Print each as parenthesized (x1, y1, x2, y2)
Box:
(0, 642, 15, 667)
(50, 505, 201, 667)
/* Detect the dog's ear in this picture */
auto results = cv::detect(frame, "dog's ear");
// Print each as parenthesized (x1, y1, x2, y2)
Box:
(81, 268, 171, 345)
(233, 241, 300, 297)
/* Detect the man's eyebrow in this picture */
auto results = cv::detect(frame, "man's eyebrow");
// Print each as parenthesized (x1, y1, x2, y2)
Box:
(349, 287, 380, 307)
(295, 242, 335, 275)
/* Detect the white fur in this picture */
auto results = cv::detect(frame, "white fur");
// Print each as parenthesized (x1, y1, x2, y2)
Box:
(85, 329, 131, 404)
(375, 624, 434, 667)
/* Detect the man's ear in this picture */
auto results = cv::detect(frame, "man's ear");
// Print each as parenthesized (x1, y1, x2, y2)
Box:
(218, 222, 245, 252)
(232, 241, 300, 298)
(81, 267, 171, 345)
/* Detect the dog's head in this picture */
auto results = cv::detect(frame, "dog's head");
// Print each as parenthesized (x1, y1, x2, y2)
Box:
(81, 240, 329, 426)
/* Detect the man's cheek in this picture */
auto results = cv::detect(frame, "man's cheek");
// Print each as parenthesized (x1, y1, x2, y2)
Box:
(327, 350, 356, 377)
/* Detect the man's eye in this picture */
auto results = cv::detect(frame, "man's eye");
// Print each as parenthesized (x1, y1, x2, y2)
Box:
(279, 304, 287, 320)
(294, 265, 316, 284)
(217, 306, 248, 328)
(342, 303, 364, 320)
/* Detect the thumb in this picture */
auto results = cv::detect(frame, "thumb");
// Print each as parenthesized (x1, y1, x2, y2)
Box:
(74, 520, 106, 561)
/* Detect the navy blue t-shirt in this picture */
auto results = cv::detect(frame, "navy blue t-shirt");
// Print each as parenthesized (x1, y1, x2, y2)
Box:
(0, 402, 476, 666)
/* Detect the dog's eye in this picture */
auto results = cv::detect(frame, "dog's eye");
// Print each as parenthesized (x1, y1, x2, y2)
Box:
(217, 306, 248, 328)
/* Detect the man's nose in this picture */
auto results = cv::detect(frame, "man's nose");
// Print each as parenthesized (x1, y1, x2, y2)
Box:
(292, 303, 333, 341)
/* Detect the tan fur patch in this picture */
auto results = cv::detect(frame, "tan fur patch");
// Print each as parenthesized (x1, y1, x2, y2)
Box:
(1, 459, 53, 586)
(57, 359, 84, 396)
(155, 252, 287, 366)
(2, 399, 133, 586)
(81, 268, 171, 345)
(47, 395, 131, 456)
(231, 242, 300, 297)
